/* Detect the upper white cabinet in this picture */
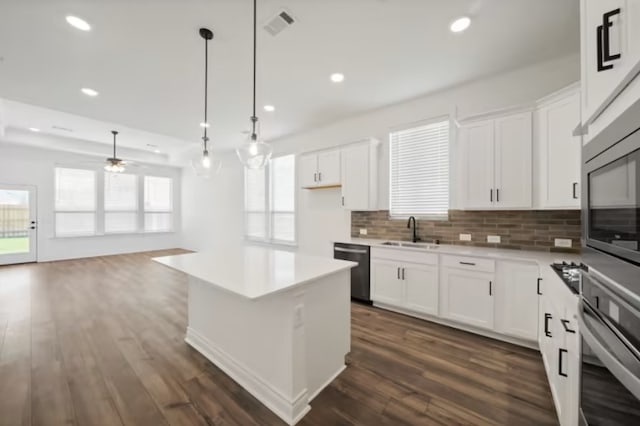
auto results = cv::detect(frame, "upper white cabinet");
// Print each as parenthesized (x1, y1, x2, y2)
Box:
(534, 85, 582, 209)
(459, 111, 532, 210)
(299, 149, 341, 189)
(581, 0, 640, 142)
(495, 261, 539, 342)
(341, 139, 379, 210)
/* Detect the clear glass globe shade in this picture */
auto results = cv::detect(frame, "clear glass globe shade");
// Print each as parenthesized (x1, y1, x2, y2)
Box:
(236, 140, 273, 169)
(191, 151, 221, 178)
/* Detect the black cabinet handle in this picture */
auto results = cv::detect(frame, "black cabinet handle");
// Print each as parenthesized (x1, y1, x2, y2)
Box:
(537, 278, 543, 295)
(561, 319, 576, 334)
(318, 172, 322, 182)
(341, 196, 345, 206)
(572, 182, 578, 199)
(489, 281, 493, 296)
(496, 189, 500, 202)
(597, 9, 622, 72)
(490, 189, 493, 202)
(397, 267, 400, 280)
(314, 172, 317, 182)
(459, 261, 476, 266)
(558, 348, 568, 377)
(402, 268, 405, 280)
(544, 313, 552, 337)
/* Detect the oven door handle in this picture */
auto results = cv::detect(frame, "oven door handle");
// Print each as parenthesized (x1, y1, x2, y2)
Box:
(578, 302, 640, 400)
(333, 247, 368, 255)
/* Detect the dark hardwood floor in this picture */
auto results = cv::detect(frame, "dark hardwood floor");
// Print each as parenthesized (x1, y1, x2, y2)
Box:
(0, 250, 558, 426)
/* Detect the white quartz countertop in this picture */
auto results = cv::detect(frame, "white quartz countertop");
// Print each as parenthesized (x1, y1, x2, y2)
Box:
(153, 245, 357, 300)
(335, 237, 582, 267)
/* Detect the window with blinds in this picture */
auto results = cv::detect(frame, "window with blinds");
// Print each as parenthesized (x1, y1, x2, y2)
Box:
(245, 155, 296, 244)
(55, 167, 97, 236)
(389, 118, 450, 219)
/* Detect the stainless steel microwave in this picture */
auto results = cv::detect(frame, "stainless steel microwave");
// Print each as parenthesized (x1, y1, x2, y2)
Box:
(583, 99, 640, 266)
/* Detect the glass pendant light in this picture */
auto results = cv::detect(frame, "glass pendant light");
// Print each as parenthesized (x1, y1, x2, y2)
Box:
(236, 0, 273, 169)
(191, 27, 221, 178)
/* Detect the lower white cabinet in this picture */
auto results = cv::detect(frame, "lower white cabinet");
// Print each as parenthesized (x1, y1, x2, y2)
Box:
(538, 273, 580, 426)
(440, 266, 495, 330)
(371, 258, 439, 316)
(496, 261, 540, 341)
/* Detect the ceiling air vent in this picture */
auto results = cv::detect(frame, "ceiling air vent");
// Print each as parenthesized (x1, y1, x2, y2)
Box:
(264, 10, 295, 36)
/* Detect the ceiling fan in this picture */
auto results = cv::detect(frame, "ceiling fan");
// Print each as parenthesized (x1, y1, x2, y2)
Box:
(104, 130, 126, 172)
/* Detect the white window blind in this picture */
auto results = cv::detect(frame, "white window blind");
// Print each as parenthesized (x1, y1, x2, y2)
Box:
(144, 176, 173, 232)
(389, 119, 450, 218)
(55, 167, 97, 236)
(105, 172, 138, 233)
(245, 155, 296, 244)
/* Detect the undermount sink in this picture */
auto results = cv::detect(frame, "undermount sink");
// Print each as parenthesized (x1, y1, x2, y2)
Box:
(380, 241, 439, 250)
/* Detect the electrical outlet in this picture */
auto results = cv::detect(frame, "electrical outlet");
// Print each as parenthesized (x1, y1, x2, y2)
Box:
(487, 235, 501, 244)
(459, 234, 471, 241)
(359, 228, 368, 236)
(554, 238, 572, 248)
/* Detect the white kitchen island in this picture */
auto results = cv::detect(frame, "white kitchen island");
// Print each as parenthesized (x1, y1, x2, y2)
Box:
(153, 245, 356, 425)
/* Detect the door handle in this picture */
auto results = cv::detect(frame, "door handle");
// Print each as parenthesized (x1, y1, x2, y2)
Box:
(597, 8, 621, 72)
(496, 189, 500, 202)
(558, 348, 568, 377)
(341, 196, 345, 207)
(572, 182, 578, 199)
(490, 189, 493, 202)
(318, 172, 322, 182)
(401, 268, 405, 280)
(561, 319, 576, 334)
(489, 281, 492, 296)
(314, 172, 317, 182)
(459, 261, 476, 266)
(544, 313, 552, 337)
(397, 267, 400, 280)
(537, 278, 543, 295)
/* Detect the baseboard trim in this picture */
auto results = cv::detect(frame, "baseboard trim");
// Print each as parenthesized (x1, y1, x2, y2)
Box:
(372, 303, 539, 351)
(185, 327, 311, 425)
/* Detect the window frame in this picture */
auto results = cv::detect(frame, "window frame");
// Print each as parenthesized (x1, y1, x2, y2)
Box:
(388, 116, 451, 220)
(244, 154, 297, 246)
(143, 175, 174, 233)
(53, 165, 176, 238)
(54, 167, 98, 237)
(104, 172, 139, 234)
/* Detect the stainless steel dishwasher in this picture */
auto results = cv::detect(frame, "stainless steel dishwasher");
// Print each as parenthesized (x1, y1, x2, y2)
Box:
(333, 243, 370, 303)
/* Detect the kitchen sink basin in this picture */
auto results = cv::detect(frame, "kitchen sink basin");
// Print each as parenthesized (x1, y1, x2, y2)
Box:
(380, 241, 439, 250)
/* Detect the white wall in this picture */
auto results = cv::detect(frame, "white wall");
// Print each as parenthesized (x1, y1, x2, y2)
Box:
(182, 55, 580, 257)
(0, 142, 181, 262)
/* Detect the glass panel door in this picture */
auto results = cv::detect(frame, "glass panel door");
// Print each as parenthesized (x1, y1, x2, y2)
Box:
(0, 185, 37, 265)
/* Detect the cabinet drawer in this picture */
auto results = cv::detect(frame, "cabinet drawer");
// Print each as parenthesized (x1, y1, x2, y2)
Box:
(371, 247, 438, 265)
(442, 255, 495, 273)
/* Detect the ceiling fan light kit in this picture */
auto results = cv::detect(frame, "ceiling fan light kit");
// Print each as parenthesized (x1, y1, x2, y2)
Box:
(236, 0, 273, 170)
(105, 130, 126, 173)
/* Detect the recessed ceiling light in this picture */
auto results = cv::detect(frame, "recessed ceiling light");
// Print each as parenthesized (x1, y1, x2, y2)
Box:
(330, 73, 345, 83)
(81, 87, 99, 97)
(200, 122, 210, 128)
(264, 105, 275, 112)
(154, 149, 161, 154)
(66, 15, 91, 31)
(450, 16, 471, 33)
(28, 127, 40, 132)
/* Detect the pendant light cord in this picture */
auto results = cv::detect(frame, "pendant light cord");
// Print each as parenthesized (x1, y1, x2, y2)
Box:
(203, 34, 209, 151)
(251, 0, 258, 141)
(112, 131, 117, 158)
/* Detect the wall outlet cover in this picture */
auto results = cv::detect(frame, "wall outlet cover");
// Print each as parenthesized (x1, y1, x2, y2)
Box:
(359, 228, 368, 235)
(554, 238, 572, 248)
(459, 233, 472, 241)
(487, 235, 501, 244)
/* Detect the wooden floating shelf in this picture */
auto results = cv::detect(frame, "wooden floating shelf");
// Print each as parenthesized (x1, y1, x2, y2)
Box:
(302, 184, 342, 190)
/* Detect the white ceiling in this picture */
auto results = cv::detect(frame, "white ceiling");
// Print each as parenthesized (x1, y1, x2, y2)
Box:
(0, 0, 580, 158)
